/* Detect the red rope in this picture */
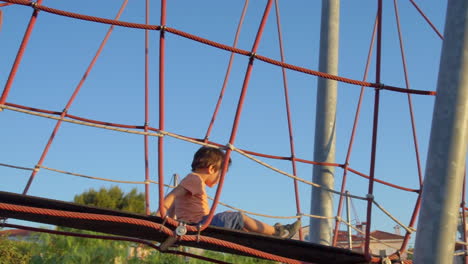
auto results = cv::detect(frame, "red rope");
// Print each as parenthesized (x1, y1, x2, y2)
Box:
(21, 0, 130, 195)
(333, 14, 378, 247)
(0, 203, 302, 264)
(0, 0, 437, 96)
(157, 0, 167, 218)
(400, 193, 422, 255)
(364, 0, 383, 257)
(204, 0, 250, 142)
(202, 0, 274, 231)
(394, 0, 425, 187)
(0, 1, 445, 261)
(143, 0, 151, 216)
(393, 0, 425, 253)
(0, 0, 45, 105)
(2, 101, 421, 194)
(408, 0, 444, 40)
(273, 0, 303, 241)
(0, 3, 15, 7)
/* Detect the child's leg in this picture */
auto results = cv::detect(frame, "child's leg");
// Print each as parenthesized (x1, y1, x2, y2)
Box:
(242, 214, 302, 238)
(241, 214, 275, 235)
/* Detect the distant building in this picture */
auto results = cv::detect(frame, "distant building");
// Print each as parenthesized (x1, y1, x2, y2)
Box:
(294, 223, 408, 259)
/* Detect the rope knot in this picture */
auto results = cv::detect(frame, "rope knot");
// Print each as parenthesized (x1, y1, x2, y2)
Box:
(366, 193, 374, 200)
(375, 83, 385, 90)
(159, 130, 168, 137)
(30, 1, 38, 9)
(249, 52, 257, 62)
(226, 143, 234, 150)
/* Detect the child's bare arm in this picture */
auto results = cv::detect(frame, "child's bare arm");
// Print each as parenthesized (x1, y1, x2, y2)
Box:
(155, 185, 188, 217)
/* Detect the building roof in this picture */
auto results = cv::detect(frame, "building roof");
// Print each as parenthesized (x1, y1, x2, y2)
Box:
(369, 230, 405, 240)
(295, 226, 404, 242)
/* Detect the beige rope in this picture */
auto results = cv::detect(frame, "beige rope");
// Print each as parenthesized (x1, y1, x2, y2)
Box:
(2, 104, 367, 200)
(40, 165, 149, 184)
(338, 218, 403, 251)
(1, 105, 163, 137)
(372, 200, 416, 234)
(212, 198, 300, 220)
(40, 165, 177, 188)
(2, 160, 412, 230)
(231, 145, 367, 201)
(301, 213, 336, 220)
(2, 105, 415, 228)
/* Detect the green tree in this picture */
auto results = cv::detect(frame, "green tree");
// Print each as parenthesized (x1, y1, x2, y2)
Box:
(0, 235, 32, 264)
(28, 186, 152, 263)
(73, 186, 146, 214)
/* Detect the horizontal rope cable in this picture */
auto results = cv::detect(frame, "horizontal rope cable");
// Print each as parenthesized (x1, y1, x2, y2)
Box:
(231, 144, 368, 200)
(0, 0, 436, 96)
(1, 161, 419, 236)
(0, 102, 422, 194)
(0, 202, 302, 264)
(0, 159, 354, 222)
(1, 104, 162, 137)
(1, 151, 421, 226)
(3, 103, 418, 196)
(0, 160, 301, 220)
(40, 165, 160, 185)
(0, 2, 14, 7)
(0, 162, 33, 171)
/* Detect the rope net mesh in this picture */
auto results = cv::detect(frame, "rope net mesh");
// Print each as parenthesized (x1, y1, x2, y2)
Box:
(0, 0, 458, 263)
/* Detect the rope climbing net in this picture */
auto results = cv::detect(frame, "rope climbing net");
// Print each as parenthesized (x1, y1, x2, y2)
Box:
(0, 0, 460, 263)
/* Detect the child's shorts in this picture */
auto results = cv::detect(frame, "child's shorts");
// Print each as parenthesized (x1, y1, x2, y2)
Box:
(201, 211, 244, 230)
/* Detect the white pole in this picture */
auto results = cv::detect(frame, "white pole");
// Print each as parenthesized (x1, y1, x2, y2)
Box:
(346, 191, 353, 249)
(414, 1, 468, 263)
(310, 0, 340, 246)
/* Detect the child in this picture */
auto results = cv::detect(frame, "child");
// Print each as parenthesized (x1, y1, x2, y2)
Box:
(156, 146, 301, 238)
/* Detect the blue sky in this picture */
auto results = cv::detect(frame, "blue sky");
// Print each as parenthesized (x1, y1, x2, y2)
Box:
(0, 0, 449, 245)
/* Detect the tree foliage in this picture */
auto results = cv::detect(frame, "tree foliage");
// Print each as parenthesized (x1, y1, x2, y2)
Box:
(0, 235, 32, 264)
(73, 186, 146, 214)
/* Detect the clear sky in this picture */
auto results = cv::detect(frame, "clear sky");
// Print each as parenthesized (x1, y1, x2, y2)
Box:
(0, 0, 450, 246)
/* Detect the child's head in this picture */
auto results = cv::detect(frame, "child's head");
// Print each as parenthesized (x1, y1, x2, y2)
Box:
(191, 146, 231, 172)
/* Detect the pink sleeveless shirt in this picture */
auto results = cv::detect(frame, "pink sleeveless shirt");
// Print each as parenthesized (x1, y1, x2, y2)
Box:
(175, 173, 210, 223)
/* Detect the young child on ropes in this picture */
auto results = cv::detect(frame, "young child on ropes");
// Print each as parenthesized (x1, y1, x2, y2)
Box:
(156, 146, 301, 239)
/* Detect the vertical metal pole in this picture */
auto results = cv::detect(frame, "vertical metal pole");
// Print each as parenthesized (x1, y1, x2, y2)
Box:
(174, 173, 179, 186)
(413, 1, 468, 263)
(346, 191, 353, 249)
(310, 0, 340, 246)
